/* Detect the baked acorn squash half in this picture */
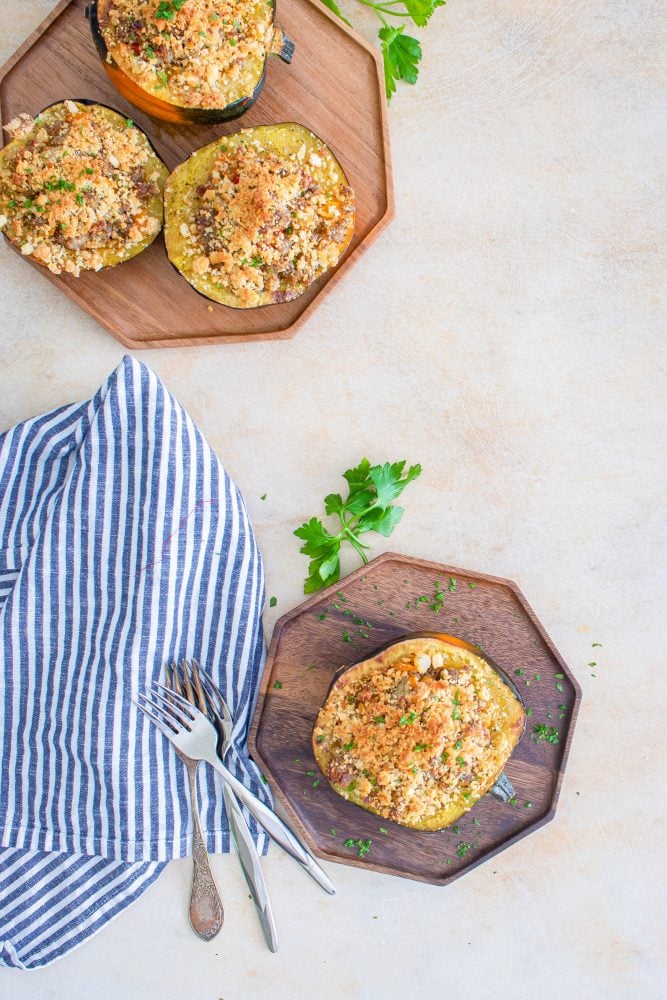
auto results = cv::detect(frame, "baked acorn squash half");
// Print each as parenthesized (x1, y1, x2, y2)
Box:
(164, 123, 355, 308)
(87, 0, 295, 125)
(0, 99, 167, 276)
(312, 634, 526, 831)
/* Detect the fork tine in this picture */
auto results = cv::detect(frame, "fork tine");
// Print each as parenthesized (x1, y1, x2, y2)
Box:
(186, 659, 210, 715)
(139, 688, 194, 729)
(134, 698, 177, 738)
(186, 660, 222, 720)
(179, 658, 196, 705)
(165, 661, 177, 693)
(154, 682, 196, 716)
(193, 661, 229, 717)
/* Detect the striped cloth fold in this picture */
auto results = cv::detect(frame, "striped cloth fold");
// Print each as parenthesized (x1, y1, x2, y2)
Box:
(0, 357, 269, 970)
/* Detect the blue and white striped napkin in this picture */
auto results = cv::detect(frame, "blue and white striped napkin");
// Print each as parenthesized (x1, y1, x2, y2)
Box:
(0, 356, 269, 970)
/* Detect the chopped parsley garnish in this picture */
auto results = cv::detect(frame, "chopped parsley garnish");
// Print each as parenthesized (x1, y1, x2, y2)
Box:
(269, 596, 277, 608)
(342, 738, 357, 751)
(452, 706, 461, 720)
(456, 841, 473, 858)
(372, 714, 386, 724)
(45, 178, 76, 192)
(448, 577, 456, 592)
(441, 750, 448, 762)
(413, 742, 430, 752)
(532, 723, 560, 745)
(399, 711, 418, 727)
(455, 740, 462, 750)
(273, 680, 283, 689)
(343, 837, 372, 858)
(456, 756, 466, 767)
(379, 827, 389, 835)
(155, 0, 185, 20)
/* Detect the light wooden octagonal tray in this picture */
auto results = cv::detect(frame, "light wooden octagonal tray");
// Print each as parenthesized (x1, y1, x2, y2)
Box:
(249, 552, 582, 885)
(0, 0, 393, 347)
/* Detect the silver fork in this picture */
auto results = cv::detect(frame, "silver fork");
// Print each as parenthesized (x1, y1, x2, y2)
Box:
(163, 664, 224, 941)
(170, 660, 278, 952)
(135, 685, 336, 896)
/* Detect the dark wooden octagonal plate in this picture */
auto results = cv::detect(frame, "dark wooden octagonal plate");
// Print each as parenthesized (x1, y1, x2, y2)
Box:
(249, 552, 581, 884)
(0, 0, 393, 347)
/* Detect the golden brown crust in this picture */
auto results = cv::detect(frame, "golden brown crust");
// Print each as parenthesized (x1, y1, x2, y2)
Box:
(164, 124, 355, 308)
(313, 638, 525, 831)
(0, 101, 167, 276)
(98, 0, 272, 109)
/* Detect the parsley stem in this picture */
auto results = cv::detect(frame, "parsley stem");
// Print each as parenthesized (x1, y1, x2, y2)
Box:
(355, 0, 408, 13)
(343, 526, 370, 564)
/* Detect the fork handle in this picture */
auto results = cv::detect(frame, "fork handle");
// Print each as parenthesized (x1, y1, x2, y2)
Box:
(222, 783, 278, 952)
(187, 762, 225, 940)
(209, 759, 335, 896)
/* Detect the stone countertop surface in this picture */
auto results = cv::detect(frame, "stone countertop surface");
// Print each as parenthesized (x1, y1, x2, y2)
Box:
(0, 1, 664, 998)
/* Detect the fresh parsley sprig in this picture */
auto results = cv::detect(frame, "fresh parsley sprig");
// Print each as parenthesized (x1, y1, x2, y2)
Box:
(320, 0, 445, 98)
(294, 458, 421, 593)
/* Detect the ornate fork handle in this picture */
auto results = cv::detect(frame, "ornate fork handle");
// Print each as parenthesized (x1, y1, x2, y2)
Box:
(185, 758, 224, 940)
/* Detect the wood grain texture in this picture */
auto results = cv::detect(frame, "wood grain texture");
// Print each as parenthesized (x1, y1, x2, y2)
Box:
(249, 552, 582, 885)
(0, 0, 393, 347)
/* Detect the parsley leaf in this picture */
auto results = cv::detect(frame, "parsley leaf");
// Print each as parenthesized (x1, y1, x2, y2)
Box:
(404, 0, 445, 27)
(295, 458, 421, 593)
(379, 27, 422, 99)
(322, 2, 444, 99)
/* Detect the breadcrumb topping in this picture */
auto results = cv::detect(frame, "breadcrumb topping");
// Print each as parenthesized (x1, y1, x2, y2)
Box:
(171, 133, 354, 306)
(99, 0, 273, 108)
(0, 102, 164, 276)
(313, 640, 524, 829)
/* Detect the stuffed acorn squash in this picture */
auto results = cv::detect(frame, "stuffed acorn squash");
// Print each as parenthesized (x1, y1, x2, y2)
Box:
(0, 100, 167, 276)
(88, 0, 295, 124)
(312, 635, 526, 831)
(164, 123, 355, 308)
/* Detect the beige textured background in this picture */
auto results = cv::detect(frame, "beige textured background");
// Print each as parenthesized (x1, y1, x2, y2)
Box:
(0, 1, 665, 998)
